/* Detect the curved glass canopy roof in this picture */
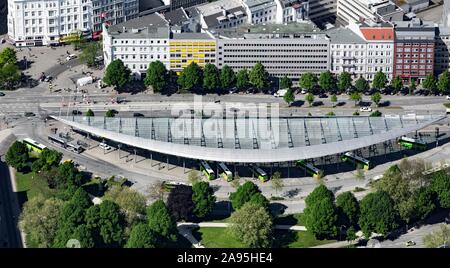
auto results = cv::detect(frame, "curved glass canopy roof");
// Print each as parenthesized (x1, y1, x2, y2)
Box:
(53, 114, 444, 163)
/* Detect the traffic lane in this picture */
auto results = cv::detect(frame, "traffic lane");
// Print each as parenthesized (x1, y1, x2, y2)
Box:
(0, 161, 22, 248)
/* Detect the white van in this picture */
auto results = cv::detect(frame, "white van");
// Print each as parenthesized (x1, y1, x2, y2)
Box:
(66, 54, 77, 61)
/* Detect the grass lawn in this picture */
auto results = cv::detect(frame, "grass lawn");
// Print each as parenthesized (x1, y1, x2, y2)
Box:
(193, 225, 337, 248)
(15, 171, 55, 200)
(444, 103, 450, 108)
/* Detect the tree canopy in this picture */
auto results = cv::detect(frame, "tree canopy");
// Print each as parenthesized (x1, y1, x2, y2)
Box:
(104, 186, 147, 227)
(229, 202, 273, 248)
(147, 200, 178, 244)
(372, 71, 387, 90)
(338, 72, 352, 92)
(336, 191, 359, 228)
(236, 69, 249, 90)
(431, 170, 450, 208)
(319, 71, 335, 92)
(280, 76, 292, 89)
(229, 181, 261, 210)
(355, 77, 369, 93)
(249, 63, 268, 90)
(303, 185, 338, 238)
(299, 73, 317, 92)
(144, 61, 168, 92)
(167, 185, 194, 221)
(283, 88, 295, 106)
(177, 62, 202, 90)
(103, 59, 130, 88)
(220, 65, 236, 89)
(5, 141, 29, 171)
(203, 63, 221, 91)
(191, 181, 216, 218)
(126, 224, 157, 248)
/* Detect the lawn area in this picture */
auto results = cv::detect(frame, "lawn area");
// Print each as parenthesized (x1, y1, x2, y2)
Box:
(192, 225, 337, 248)
(15, 171, 55, 200)
(444, 103, 450, 108)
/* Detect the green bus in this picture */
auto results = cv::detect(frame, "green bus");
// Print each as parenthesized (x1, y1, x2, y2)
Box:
(249, 164, 269, 182)
(218, 162, 233, 181)
(296, 160, 323, 179)
(398, 136, 426, 150)
(22, 138, 47, 153)
(341, 152, 370, 170)
(200, 160, 215, 180)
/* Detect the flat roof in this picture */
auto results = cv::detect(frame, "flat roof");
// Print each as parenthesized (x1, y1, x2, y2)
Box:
(53, 114, 444, 163)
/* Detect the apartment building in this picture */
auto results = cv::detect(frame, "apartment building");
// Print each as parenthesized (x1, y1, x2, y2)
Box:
(216, 23, 330, 80)
(337, 0, 403, 25)
(103, 13, 170, 79)
(308, 0, 336, 24)
(435, 26, 450, 75)
(327, 27, 367, 78)
(393, 19, 435, 83)
(7, 0, 139, 46)
(348, 21, 394, 81)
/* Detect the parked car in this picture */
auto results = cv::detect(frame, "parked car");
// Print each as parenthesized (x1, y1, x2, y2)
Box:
(446, 95, 450, 100)
(318, 93, 328, 98)
(300, 89, 307, 94)
(24, 112, 35, 117)
(405, 240, 416, 247)
(44, 76, 53, 82)
(133, 113, 145, 118)
(0, 92, 5, 96)
(72, 110, 82, 115)
(66, 54, 77, 61)
(99, 143, 111, 150)
(359, 107, 372, 112)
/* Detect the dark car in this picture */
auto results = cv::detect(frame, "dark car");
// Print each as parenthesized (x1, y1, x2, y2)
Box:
(24, 112, 35, 117)
(318, 93, 328, 98)
(0, 92, 5, 96)
(72, 110, 82, 115)
(133, 113, 145, 118)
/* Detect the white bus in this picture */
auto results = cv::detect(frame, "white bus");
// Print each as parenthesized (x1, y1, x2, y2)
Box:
(218, 162, 233, 181)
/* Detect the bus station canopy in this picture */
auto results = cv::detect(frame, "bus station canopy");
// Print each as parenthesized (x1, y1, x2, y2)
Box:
(53, 114, 445, 163)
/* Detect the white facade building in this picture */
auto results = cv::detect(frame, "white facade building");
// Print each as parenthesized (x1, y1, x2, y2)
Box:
(103, 14, 170, 79)
(327, 27, 367, 78)
(7, 0, 139, 46)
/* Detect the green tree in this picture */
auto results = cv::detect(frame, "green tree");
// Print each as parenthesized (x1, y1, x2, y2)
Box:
(178, 62, 202, 90)
(71, 225, 95, 248)
(280, 76, 292, 89)
(70, 187, 92, 210)
(147, 200, 178, 243)
(5, 141, 29, 171)
(305, 92, 315, 107)
(79, 41, 101, 67)
(20, 196, 65, 248)
(423, 224, 450, 248)
(248, 192, 270, 212)
(371, 92, 382, 107)
(0, 63, 21, 90)
(358, 191, 399, 238)
(299, 73, 317, 93)
(229, 181, 261, 210)
(410, 79, 416, 95)
(437, 70, 450, 93)
(203, 63, 221, 91)
(283, 88, 295, 106)
(414, 187, 436, 220)
(372, 71, 387, 90)
(86, 109, 94, 117)
(338, 72, 352, 92)
(105, 109, 115, 118)
(0, 47, 17, 67)
(220, 65, 236, 89)
(346, 226, 357, 242)
(104, 186, 147, 227)
(431, 170, 450, 208)
(249, 62, 268, 90)
(103, 59, 130, 89)
(319, 71, 335, 92)
(126, 224, 157, 248)
(330, 94, 338, 107)
(144, 61, 168, 92)
(355, 77, 369, 93)
(422, 74, 436, 93)
(270, 171, 283, 195)
(349, 91, 362, 106)
(31, 148, 63, 173)
(336, 192, 359, 228)
(236, 69, 249, 90)
(191, 181, 216, 218)
(97, 200, 125, 245)
(303, 185, 338, 238)
(391, 76, 403, 93)
(229, 202, 273, 248)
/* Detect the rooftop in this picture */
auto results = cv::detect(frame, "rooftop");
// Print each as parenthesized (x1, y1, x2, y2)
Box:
(214, 21, 322, 38)
(326, 27, 367, 44)
(53, 114, 443, 163)
(107, 13, 170, 39)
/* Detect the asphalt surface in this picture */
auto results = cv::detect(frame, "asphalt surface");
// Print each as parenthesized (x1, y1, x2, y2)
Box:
(0, 161, 22, 248)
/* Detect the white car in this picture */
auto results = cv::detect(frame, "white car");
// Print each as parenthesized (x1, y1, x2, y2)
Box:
(300, 89, 307, 94)
(446, 95, 450, 100)
(99, 143, 111, 150)
(66, 54, 77, 61)
(359, 107, 372, 112)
